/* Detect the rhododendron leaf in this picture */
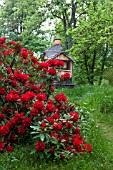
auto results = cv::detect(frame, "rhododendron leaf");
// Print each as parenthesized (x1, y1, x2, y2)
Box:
(61, 139, 66, 143)
(64, 114, 70, 119)
(30, 132, 39, 134)
(30, 149, 36, 155)
(30, 126, 40, 131)
(51, 138, 58, 144)
(24, 111, 30, 118)
(47, 153, 51, 158)
(38, 152, 44, 159)
(40, 134, 45, 141)
(44, 149, 49, 155)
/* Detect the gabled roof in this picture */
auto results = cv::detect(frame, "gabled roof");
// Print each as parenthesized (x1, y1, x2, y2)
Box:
(44, 44, 75, 62)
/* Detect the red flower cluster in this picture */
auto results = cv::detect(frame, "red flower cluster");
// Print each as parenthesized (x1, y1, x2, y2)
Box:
(14, 70, 28, 83)
(60, 72, 70, 81)
(0, 114, 6, 122)
(48, 68, 56, 76)
(47, 59, 64, 67)
(0, 87, 6, 95)
(0, 140, 5, 152)
(36, 93, 46, 101)
(54, 92, 68, 103)
(6, 90, 20, 102)
(0, 37, 6, 44)
(21, 48, 29, 59)
(21, 91, 35, 103)
(35, 141, 46, 151)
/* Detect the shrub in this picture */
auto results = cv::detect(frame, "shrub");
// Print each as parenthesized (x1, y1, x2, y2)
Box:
(0, 37, 92, 160)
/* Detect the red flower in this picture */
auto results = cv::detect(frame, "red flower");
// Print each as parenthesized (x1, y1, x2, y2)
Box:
(53, 123, 63, 131)
(70, 112, 79, 122)
(46, 104, 55, 113)
(3, 49, 12, 56)
(9, 80, 18, 87)
(0, 61, 2, 65)
(30, 56, 38, 64)
(8, 41, 16, 45)
(48, 68, 56, 76)
(37, 93, 46, 101)
(39, 62, 49, 69)
(0, 125, 10, 136)
(33, 101, 44, 110)
(0, 87, 6, 95)
(13, 112, 24, 124)
(11, 117, 19, 126)
(30, 108, 38, 117)
(0, 113, 6, 122)
(54, 92, 67, 102)
(0, 37, 6, 44)
(83, 144, 92, 153)
(41, 122, 46, 130)
(60, 153, 65, 159)
(46, 116, 54, 124)
(47, 59, 64, 67)
(0, 140, 5, 152)
(10, 133, 18, 142)
(21, 48, 28, 59)
(52, 113, 60, 120)
(50, 87, 54, 92)
(35, 141, 46, 151)
(48, 99, 53, 104)
(50, 133, 59, 139)
(49, 147, 55, 154)
(73, 127, 80, 134)
(66, 121, 73, 129)
(6, 66, 12, 74)
(60, 72, 70, 81)
(6, 93, 20, 102)
(18, 126, 26, 134)
(22, 117, 32, 128)
(59, 134, 69, 144)
(73, 137, 84, 151)
(6, 145, 14, 153)
(14, 70, 28, 83)
(64, 146, 72, 152)
(31, 85, 40, 91)
(21, 94, 30, 103)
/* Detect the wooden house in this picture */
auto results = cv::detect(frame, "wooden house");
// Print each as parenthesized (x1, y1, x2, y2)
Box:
(42, 38, 75, 87)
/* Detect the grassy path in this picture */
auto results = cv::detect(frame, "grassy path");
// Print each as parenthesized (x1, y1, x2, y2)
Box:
(57, 85, 113, 170)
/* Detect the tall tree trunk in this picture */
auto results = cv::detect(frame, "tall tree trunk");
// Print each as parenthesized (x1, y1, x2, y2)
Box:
(98, 44, 108, 86)
(62, 13, 68, 49)
(84, 54, 91, 84)
(90, 50, 96, 85)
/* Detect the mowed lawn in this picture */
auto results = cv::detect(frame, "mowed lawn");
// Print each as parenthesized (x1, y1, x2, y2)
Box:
(1, 85, 113, 170)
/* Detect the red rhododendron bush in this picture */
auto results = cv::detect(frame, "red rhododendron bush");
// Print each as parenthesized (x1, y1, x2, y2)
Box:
(0, 37, 92, 160)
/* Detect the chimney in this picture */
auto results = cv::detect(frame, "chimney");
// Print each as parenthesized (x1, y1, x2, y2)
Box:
(54, 38, 61, 45)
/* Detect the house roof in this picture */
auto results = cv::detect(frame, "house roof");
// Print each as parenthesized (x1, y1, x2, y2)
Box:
(44, 44, 75, 62)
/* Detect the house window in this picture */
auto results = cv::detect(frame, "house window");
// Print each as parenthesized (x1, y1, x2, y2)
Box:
(67, 61, 70, 70)
(63, 61, 70, 70)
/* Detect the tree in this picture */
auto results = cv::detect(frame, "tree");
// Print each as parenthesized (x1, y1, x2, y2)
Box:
(0, 0, 49, 53)
(47, 0, 89, 50)
(69, 0, 113, 85)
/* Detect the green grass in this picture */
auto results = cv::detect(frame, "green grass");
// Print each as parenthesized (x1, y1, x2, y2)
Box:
(1, 84, 113, 170)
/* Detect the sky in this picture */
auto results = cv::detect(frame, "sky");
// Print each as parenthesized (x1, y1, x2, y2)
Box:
(0, 0, 4, 5)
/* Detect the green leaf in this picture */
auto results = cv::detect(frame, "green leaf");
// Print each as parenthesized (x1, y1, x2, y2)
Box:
(40, 134, 45, 141)
(30, 126, 40, 131)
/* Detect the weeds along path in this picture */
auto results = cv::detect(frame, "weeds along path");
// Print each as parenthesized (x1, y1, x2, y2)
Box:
(97, 115, 113, 142)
